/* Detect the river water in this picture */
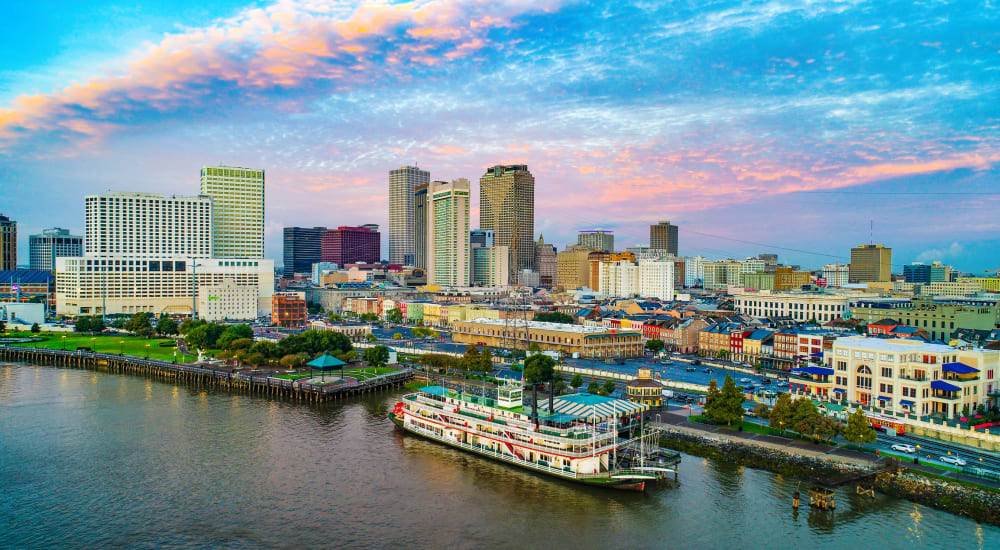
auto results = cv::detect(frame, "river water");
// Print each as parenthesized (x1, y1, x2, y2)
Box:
(1, 363, 997, 549)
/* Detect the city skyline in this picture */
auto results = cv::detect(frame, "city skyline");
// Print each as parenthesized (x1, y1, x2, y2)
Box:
(1, 1, 998, 271)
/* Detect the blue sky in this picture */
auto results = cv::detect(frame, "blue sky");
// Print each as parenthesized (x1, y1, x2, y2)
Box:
(0, 0, 998, 272)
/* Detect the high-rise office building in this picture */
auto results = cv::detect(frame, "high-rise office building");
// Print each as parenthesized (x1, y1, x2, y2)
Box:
(534, 235, 557, 288)
(479, 164, 534, 277)
(389, 166, 430, 265)
(413, 182, 428, 269)
(649, 221, 679, 256)
(283, 227, 327, 279)
(577, 230, 614, 252)
(200, 166, 265, 258)
(850, 244, 892, 283)
(321, 225, 380, 265)
(0, 214, 16, 270)
(29, 228, 83, 271)
(426, 179, 470, 287)
(822, 264, 850, 288)
(903, 261, 951, 284)
(85, 192, 212, 257)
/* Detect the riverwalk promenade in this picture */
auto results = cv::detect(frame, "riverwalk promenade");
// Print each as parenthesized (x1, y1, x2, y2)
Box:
(0, 345, 413, 403)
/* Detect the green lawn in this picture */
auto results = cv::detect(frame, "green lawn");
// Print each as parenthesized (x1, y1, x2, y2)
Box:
(6, 332, 195, 362)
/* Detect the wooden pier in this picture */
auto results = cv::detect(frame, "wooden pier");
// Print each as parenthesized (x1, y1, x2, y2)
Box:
(0, 345, 413, 403)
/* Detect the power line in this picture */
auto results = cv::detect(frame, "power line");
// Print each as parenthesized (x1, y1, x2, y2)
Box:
(684, 230, 848, 261)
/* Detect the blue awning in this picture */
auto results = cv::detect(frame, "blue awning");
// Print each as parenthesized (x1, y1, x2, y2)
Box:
(877, 395, 891, 401)
(791, 366, 835, 376)
(942, 362, 979, 374)
(900, 399, 915, 406)
(833, 388, 846, 393)
(810, 352, 823, 358)
(931, 380, 961, 392)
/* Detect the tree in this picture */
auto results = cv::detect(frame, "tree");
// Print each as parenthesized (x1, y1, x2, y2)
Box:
(249, 340, 278, 359)
(716, 349, 731, 360)
(89, 316, 106, 334)
(363, 345, 391, 371)
(178, 318, 203, 335)
(327, 313, 343, 323)
(460, 345, 482, 376)
(74, 316, 92, 333)
(307, 302, 323, 315)
(392, 333, 403, 340)
(602, 379, 617, 396)
(704, 379, 720, 419)
(532, 311, 574, 324)
(769, 393, 793, 433)
(0, 320, 6, 333)
(570, 373, 584, 389)
(843, 407, 877, 445)
(366, 333, 378, 342)
(156, 315, 178, 336)
(752, 402, 770, 426)
(278, 353, 307, 370)
(30, 322, 40, 333)
(125, 312, 153, 337)
(645, 339, 665, 353)
(523, 353, 557, 421)
(813, 416, 843, 443)
(385, 308, 403, 324)
(528, 341, 541, 353)
(790, 397, 821, 436)
(705, 374, 745, 426)
(587, 381, 601, 394)
(478, 347, 494, 374)
(411, 327, 426, 339)
(277, 329, 352, 357)
(552, 373, 568, 397)
(227, 338, 254, 352)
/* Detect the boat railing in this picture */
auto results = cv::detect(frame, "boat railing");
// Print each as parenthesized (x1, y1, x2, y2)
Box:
(404, 422, 610, 479)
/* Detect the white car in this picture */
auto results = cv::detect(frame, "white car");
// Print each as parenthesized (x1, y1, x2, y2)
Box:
(891, 444, 916, 454)
(939, 455, 967, 467)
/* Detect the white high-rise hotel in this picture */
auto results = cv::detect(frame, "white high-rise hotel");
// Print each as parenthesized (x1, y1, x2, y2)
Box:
(57, 168, 273, 319)
(426, 179, 471, 287)
(598, 259, 675, 300)
(389, 166, 430, 265)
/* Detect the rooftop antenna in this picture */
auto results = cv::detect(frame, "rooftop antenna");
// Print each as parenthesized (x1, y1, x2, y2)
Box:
(869, 219, 873, 245)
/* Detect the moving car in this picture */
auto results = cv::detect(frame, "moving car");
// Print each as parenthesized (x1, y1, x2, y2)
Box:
(703, 368, 712, 373)
(686, 366, 697, 372)
(891, 444, 916, 454)
(939, 455, 967, 466)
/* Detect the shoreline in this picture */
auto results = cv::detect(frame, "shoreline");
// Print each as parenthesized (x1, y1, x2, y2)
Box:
(655, 425, 1000, 526)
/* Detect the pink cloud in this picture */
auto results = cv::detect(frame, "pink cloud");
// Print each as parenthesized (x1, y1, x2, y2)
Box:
(0, 0, 567, 152)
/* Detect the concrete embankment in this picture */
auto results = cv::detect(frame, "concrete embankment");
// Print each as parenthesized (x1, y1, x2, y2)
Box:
(656, 426, 1000, 526)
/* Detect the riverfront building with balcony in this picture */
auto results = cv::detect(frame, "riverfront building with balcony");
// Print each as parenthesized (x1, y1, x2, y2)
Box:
(790, 336, 1000, 419)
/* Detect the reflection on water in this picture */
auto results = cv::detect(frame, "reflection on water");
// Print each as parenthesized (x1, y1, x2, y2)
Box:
(1, 363, 997, 550)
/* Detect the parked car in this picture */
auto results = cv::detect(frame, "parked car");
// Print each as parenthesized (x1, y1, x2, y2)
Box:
(939, 455, 967, 466)
(744, 409, 757, 418)
(891, 444, 916, 454)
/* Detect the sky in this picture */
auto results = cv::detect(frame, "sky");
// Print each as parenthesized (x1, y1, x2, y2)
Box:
(1, 0, 998, 272)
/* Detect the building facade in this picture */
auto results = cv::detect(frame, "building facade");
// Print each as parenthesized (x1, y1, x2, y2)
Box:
(556, 247, 594, 290)
(389, 166, 430, 265)
(85, 192, 212, 257)
(0, 214, 15, 270)
(577, 230, 614, 252)
(850, 297, 1000, 342)
(822, 264, 850, 288)
(414, 182, 428, 269)
(472, 246, 509, 287)
(730, 288, 861, 323)
(850, 244, 892, 283)
(321, 225, 380, 265)
(479, 165, 534, 277)
(56, 257, 273, 317)
(200, 165, 265, 258)
(283, 226, 327, 279)
(272, 293, 308, 327)
(534, 235, 557, 288)
(903, 261, 951, 284)
(426, 179, 471, 287)
(791, 337, 1000, 419)
(452, 318, 644, 358)
(29, 227, 83, 272)
(198, 278, 260, 322)
(649, 221, 678, 256)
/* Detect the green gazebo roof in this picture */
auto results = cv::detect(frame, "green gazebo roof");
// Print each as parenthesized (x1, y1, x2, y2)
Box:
(307, 354, 347, 370)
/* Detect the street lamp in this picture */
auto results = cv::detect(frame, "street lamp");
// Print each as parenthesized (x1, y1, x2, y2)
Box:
(91, 337, 96, 353)
(145, 343, 150, 359)
(119, 340, 124, 355)
(61, 335, 66, 350)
